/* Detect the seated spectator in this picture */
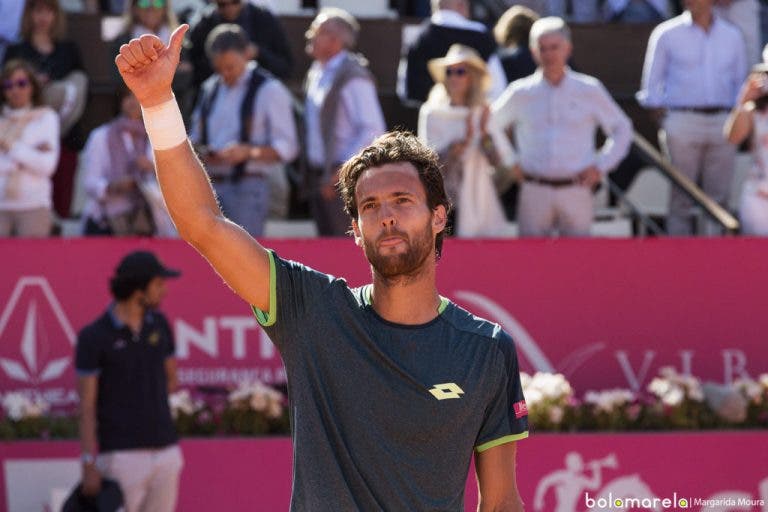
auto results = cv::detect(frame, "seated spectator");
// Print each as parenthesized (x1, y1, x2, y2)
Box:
(303, 8, 386, 236)
(0, 59, 59, 237)
(81, 88, 175, 237)
(4, 0, 87, 220)
(0, 2, 25, 64)
(418, 45, 513, 237)
(110, 0, 194, 120)
(492, 17, 632, 237)
(399, 0, 506, 105)
(189, 24, 298, 237)
(495, 6, 539, 89)
(187, 0, 293, 89)
(724, 55, 768, 235)
(506, 0, 601, 22)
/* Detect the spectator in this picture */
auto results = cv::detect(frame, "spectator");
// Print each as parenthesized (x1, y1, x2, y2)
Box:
(506, 0, 601, 21)
(75, 250, 183, 512)
(638, 0, 747, 235)
(399, 0, 506, 105)
(110, 0, 195, 121)
(715, 0, 761, 66)
(187, 0, 293, 88)
(492, 17, 632, 237)
(81, 88, 175, 237)
(0, 59, 59, 237)
(603, 0, 671, 22)
(5, 0, 87, 221)
(0, 2, 24, 64)
(724, 54, 768, 235)
(189, 24, 298, 237)
(418, 44, 513, 237)
(495, 5, 539, 85)
(304, 8, 386, 236)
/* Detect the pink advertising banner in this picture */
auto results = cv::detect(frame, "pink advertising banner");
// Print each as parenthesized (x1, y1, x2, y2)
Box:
(1, 238, 768, 409)
(2, 433, 766, 511)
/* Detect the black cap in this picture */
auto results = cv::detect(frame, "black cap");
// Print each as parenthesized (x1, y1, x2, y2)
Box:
(114, 251, 181, 280)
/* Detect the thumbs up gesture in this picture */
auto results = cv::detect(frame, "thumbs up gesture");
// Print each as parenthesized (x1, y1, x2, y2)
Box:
(115, 24, 189, 108)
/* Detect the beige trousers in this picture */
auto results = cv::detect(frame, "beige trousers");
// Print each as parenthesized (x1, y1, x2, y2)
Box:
(517, 182, 593, 237)
(0, 207, 52, 237)
(96, 444, 184, 512)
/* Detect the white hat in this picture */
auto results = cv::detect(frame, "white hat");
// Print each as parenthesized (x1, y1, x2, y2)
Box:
(427, 44, 491, 92)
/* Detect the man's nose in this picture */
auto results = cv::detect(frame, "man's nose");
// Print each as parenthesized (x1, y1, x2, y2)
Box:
(379, 204, 396, 226)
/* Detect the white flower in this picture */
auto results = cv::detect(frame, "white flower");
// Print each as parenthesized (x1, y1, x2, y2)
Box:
(733, 378, 763, 404)
(584, 389, 635, 413)
(168, 390, 199, 419)
(524, 388, 543, 407)
(520, 372, 532, 390)
(758, 374, 768, 390)
(527, 372, 572, 400)
(661, 387, 684, 407)
(1, 392, 49, 420)
(647, 378, 671, 398)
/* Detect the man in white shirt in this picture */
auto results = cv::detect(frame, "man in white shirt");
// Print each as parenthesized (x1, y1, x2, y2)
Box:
(189, 24, 298, 237)
(638, 0, 747, 235)
(492, 17, 632, 237)
(304, 8, 386, 236)
(399, 0, 507, 105)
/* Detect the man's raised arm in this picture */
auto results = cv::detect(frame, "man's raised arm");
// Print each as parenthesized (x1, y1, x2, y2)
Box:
(115, 26, 271, 311)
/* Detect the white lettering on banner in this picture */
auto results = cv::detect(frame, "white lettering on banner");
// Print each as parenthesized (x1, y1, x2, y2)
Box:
(177, 366, 287, 385)
(722, 349, 750, 384)
(615, 351, 656, 392)
(679, 350, 695, 376)
(175, 317, 277, 360)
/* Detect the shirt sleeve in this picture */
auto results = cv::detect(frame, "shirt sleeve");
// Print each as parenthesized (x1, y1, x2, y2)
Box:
(637, 26, 668, 108)
(593, 82, 633, 174)
(259, 80, 299, 162)
(8, 109, 60, 177)
(75, 328, 102, 376)
(82, 127, 110, 201)
(475, 331, 529, 452)
(338, 77, 386, 162)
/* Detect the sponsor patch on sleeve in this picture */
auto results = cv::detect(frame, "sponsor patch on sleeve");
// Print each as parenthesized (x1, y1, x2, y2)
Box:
(513, 400, 528, 419)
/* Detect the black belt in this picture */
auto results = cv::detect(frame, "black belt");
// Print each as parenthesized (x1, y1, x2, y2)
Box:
(523, 174, 578, 187)
(671, 106, 730, 115)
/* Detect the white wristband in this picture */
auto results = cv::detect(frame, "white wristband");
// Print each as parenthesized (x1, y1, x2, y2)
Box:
(141, 95, 187, 151)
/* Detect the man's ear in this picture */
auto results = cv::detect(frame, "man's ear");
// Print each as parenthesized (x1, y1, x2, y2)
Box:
(352, 220, 364, 247)
(432, 205, 447, 234)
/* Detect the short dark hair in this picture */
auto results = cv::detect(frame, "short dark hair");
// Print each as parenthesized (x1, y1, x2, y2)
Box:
(1, 59, 44, 107)
(205, 24, 250, 60)
(109, 276, 152, 301)
(337, 131, 452, 259)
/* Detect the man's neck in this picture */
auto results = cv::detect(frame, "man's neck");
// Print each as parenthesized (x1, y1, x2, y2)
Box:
(543, 67, 567, 86)
(113, 299, 145, 333)
(369, 264, 442, 325)
(690, 9, 714, 31)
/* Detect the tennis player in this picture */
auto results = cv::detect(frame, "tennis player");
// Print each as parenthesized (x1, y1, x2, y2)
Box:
(115, 25, 528, 511)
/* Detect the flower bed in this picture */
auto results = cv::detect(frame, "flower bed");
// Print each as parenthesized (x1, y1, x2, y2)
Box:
(2, 368, 767, 440)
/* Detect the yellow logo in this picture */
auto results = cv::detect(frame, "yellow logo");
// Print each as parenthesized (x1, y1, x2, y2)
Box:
(429, 383, 464, 400)
(148, 331, 160, 346)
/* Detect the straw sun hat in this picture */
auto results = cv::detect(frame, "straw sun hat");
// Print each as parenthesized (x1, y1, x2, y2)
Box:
(427, 44, 491, 92)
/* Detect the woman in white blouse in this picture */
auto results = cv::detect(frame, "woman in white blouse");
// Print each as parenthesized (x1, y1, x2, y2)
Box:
(0, 59, 60, 237)
(725, 56, 768, 236)
(418, 44, 514, 238)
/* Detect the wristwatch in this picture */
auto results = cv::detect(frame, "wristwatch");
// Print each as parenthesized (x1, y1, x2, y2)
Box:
(81, 452, 96, 465)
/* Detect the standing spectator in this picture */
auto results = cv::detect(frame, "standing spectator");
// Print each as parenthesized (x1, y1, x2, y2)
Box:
(110, 0, 195, 121)
(724, 55, 768, 235)
(5, 0, 87, 221)
(304, 8, 386, 236)
(418, 44, 513, 237)
(638, 0, 747, 235)
(0, 2, 24, 64)
(81, 88, 175, 237)
(715, 0, 761, 66)
(495, 5, 539, 85)
(76, 250, 183, 512)
(492, 17, 632, 237)
(399, 0, 506, 105)
(189, 24, 298, 237)
(603, 0, 671, 22)
(0, 59, 59, 237)
(187, 0, 293, 88)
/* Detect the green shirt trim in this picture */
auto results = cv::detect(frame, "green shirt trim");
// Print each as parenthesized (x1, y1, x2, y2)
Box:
(474, 431, 529, 453)
(364, 284, 449, 313)
(252, 250, 277, 327)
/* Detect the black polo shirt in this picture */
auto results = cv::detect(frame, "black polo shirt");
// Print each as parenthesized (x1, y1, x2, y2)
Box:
(75, 306, 178, 453)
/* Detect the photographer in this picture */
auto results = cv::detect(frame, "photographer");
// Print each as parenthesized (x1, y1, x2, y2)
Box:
(725, 53, 768, 235)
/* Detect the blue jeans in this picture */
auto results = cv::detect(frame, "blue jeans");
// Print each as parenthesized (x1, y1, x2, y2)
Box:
(213, 175, 269, 237)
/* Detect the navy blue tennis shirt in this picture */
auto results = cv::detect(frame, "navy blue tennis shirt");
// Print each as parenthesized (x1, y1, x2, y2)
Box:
(254, 252, 529, 511)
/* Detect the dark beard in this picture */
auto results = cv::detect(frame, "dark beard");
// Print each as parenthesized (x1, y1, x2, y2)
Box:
(363, 220, 434, 281)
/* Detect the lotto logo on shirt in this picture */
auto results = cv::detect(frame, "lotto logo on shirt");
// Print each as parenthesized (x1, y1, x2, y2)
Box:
(513, 400, 528, 419)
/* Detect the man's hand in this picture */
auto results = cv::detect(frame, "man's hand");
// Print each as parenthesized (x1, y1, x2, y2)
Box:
(217, 143, 251, 166)
(577, 166, 602, 189)
(115, 24, 189, 108)
(81, 463, 101, 496)
(134, 155, 155, 173)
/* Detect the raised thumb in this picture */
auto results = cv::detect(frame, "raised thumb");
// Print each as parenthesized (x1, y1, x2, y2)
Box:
(168, 24, 189, 56)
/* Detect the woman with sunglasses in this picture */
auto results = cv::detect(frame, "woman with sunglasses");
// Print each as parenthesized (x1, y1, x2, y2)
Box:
(4, 0, 87, 221)
(0, 59, 60, 237)
(110, 0, 194, 119)
(418, 44, 514, 238)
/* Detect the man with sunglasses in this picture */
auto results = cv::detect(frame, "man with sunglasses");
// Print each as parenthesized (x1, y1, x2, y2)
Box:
(187, 0, 293, 88)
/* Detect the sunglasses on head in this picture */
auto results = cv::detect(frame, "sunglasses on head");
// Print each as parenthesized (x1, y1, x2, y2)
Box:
(136, 0, 165, 7)
(2, 79, 31, 91)
(216, 0, 241, 7)
(445, 67, 467, 77)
